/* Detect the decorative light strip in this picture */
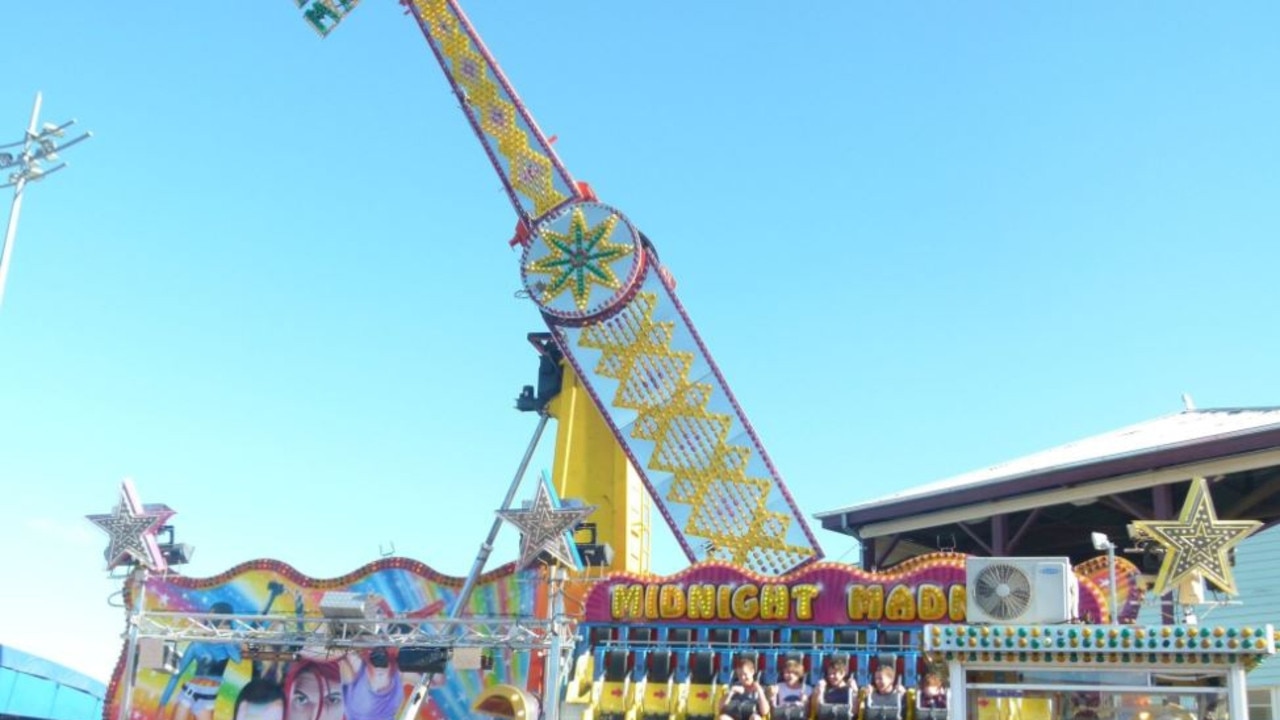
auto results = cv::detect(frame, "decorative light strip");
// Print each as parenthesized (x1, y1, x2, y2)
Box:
(409, 0, 575, 221)
(929, 650, 1264, 667)
(925, 624, 1276, 657)
(564, 285, 821, 575)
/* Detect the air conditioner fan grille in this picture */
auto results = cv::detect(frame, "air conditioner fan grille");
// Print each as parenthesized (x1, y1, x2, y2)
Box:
(973, 563, 1033, 620)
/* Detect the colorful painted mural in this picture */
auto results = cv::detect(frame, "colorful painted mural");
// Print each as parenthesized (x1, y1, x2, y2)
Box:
(105, 559, 546, 720)
(102, 543, 1147, 720)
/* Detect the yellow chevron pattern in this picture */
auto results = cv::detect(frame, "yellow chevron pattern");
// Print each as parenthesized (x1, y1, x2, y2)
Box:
(414, 0, 568, 217)
(578, 292, 816, 573)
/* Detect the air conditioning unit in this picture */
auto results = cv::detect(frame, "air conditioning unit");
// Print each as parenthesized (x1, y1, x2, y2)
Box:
(966, 557, 1079, 624)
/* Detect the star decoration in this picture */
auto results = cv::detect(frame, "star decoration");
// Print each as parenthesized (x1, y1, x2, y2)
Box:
(87, 478, 175, 572)
(525, 207, 632, 311)
(1130, 477, 1260, 596)
(498, 475, 595, 570)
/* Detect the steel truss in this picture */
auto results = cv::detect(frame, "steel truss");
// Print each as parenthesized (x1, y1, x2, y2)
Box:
(133, 611, 569, 652)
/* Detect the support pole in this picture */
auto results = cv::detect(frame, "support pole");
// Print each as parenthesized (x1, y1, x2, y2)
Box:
(0, 93, 42, 308)
(117, 568, 148, 720)
(1226, 662, 1247, 720)
(451, 412, 549, 617)
(399, 412, 551, 720)
(947, 658, 964, 718)
(1107, 542, 1118, 625)
(0, 92, 90, 309)
(545, 566, 565, 720)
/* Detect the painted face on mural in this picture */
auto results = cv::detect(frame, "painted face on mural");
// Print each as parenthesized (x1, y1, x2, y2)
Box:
(287, 668, 344, 720)
(236, 700, 284, 720)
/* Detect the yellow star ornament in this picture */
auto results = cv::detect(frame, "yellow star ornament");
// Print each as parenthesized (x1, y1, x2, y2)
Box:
(1130, 477, 1261, 596)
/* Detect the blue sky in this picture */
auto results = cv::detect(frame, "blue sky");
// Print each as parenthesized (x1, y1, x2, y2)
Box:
(1, 1, 1276, 682)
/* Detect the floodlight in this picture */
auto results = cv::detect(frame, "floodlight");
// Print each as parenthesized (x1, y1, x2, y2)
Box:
(319, 591, 377, 620)
(1, 92, 91, 308)
(160, 542, 195, 565)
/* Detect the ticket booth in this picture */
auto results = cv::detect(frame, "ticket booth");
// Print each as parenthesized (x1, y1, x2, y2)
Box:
(925, 623, 1277, 719)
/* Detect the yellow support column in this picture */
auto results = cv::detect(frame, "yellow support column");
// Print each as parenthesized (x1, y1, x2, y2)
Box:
(546, 362, 650, 574)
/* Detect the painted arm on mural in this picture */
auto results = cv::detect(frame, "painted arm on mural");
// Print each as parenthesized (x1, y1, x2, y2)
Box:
(338, 649, 407, 720)
(159, 600, 245, 715)
(159, 583, 292, 715)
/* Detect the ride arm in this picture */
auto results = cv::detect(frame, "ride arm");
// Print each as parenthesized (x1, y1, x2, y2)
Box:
(403, 0, 823, 576)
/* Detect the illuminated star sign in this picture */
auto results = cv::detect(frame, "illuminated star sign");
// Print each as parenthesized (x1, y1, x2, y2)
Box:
(296, 0, 361, 38)
(86, 478, 174, 572)
(525, 207, 632, 311)
(1130, 477, 1261, 596)
(498, 475, 595, 569)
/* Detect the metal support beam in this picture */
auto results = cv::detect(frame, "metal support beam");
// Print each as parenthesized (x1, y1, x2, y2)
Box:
(956, 521, 994, 556)
(873, 536, 902, 569)
(1101, 493, 1151, 520)
(1006, 507, 1043, 555)
(991, 514, 1008, 556)
(1153, 483, 1176, 624)
(1225, 475, 1280, 519)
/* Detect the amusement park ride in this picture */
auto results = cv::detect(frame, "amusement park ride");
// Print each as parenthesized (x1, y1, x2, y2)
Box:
(83, 2, 1278, 720)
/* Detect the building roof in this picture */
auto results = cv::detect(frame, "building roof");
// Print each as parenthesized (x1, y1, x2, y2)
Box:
(0, 645, 106, 720)
(817, 407, 1280, 539)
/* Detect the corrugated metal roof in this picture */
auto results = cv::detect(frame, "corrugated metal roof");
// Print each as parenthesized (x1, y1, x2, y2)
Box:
(816, 407, 1280, 520)
(0, 645, 105, 720)
(0, 645, 105, 697)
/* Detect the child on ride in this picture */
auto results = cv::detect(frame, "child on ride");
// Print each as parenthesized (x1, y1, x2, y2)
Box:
(769, 659, 811, 720)
(719, 658, 770, 720)
(814, 657, 856, 720)
(918, 672, 947, 709)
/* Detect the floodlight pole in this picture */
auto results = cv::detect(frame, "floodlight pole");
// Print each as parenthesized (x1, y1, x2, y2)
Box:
(0, 94, 41, 308)
(1090, 532, 1120, 624)
(1106, 542, 1118, 625)
(0, 92, 92, 309)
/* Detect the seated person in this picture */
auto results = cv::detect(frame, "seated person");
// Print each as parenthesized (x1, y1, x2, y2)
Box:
(769, 659, 811, 720)
(917, 673, 947, 709)
(719, 658, 769, 720)
(1069, 691, 1101, 720)
(813, 657, 855, 720)
(864, 665, 906, 720)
